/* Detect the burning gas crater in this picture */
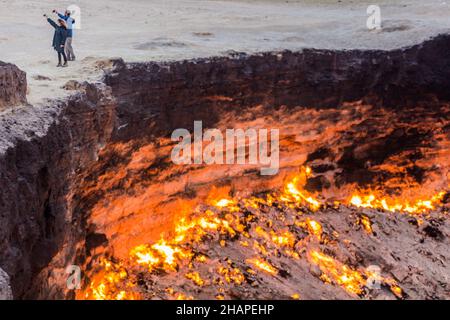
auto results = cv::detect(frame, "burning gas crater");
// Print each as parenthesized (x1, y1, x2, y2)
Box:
(78, 166, 447, 300)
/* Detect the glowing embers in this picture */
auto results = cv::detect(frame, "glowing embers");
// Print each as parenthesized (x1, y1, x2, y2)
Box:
(280, 166, 322, 211)
(291, 293, 301, 300)
(165, 288, 194, 300)
(80, 258, 139, 300)
(296, 218, 323, 240)
(308, 250, 403, 298)
(218, 265, 245, 285)
(185, 271, 206, 286)
(246, 258, 278, 275)
(358, 215, 373, 234)
(271, 230, 296, 247)
(213, 198, 239, 211)
(308, 250, 366, 295)
(81, 165, 444, 300)
(279, 166, 447, 215)
(130, 240, 192, 272)
(128, 208, 243, 275)
(349, 191, 446, 214)
(82, 197, 248, 299)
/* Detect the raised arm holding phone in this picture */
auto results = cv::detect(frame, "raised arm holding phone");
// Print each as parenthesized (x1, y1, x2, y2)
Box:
(43, 13, 69, 67)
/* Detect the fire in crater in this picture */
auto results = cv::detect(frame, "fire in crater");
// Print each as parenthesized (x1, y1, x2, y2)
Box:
(79, 158, 448, 300)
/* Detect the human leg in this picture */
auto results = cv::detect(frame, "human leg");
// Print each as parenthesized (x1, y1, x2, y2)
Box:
(57, 52, 62, 66)
(65, 37, 75, 61)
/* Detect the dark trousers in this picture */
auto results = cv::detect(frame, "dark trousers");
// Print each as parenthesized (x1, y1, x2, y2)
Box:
(58, 51, 67, 64)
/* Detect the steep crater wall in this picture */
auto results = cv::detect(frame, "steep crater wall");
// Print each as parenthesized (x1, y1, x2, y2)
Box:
(107, 33, 450, 144)
(0, 83, 115, 298)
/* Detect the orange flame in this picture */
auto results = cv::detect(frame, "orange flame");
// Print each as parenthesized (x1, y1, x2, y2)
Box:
(246, 257, 278, 275)
(348, 191, 445, 214)
(80, 166, 443, 300)
(281, 167, 322, 211)
(308, 250, 403, 298)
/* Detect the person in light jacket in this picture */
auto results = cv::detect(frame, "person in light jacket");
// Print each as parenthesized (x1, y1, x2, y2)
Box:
(53, 9, 76, 61)
(44, 14, 69, 67)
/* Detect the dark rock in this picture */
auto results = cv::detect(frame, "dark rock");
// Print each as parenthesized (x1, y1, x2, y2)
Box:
(311, 163, 336, 174)
(0, 61, 27, 110)
(307, 147, 332, 162)
(422, 225, 444, 241)
(86, 233, 109, 251)
(63, 80, 82, 91)
(305, 175, 331, 192)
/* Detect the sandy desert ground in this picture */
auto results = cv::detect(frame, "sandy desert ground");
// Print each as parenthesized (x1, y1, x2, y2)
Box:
(0, 0, 450, 107)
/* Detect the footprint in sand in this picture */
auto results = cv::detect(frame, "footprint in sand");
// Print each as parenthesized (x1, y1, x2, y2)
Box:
(381, 20, 413, 33)
(32, 75, 52, 81)
(133, 38, 188, 50)
(281, 36, 304, 42)
(193, 32, 214, 38)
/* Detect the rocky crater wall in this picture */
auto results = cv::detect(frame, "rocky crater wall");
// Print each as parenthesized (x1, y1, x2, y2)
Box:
(106, 34, 450, 143)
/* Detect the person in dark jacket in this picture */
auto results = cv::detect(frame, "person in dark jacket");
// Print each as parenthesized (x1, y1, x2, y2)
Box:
(44, 14, 69, 67)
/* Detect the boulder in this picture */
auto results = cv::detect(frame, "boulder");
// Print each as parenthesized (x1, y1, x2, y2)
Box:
(0, 268, 12, 300)
(0, 61, 27, 110)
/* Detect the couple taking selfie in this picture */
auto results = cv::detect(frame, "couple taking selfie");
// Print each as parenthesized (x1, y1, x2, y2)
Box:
(43, 9, 76, 67)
